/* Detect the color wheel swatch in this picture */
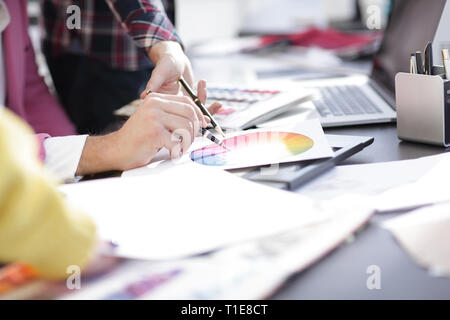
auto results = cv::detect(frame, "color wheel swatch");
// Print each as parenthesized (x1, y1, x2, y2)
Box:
(190, 131, 314, 167)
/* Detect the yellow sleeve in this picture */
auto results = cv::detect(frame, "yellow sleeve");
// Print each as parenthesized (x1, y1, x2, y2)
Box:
(0, 110, 97, 279)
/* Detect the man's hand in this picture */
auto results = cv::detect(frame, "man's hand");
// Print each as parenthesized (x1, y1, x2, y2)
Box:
(111, 92, 207, 169)
(140, 41, 194, 98)
(75, 90, 214, 176)
(76, 81, 221, 176)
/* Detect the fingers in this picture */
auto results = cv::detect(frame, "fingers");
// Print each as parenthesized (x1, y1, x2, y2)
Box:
(159, 127, 196, 160)
(204, 102, 223, 124)
(141, 99, 200, 154)
(141, 65, 165, 99)
(146, 93, 207, 127)
(136, 78, 222, 160)
(207, 101, 222, 115)
(196, 80, 222, 115)
(197, 80, 207, 104)
(140, 89, 148, 100)
(183, 61, 195, 88)
(170, 143, 183, 159)
(161, 113, 199, 152)
(159, 129, 184, 159)
(140, 50, 193, 98)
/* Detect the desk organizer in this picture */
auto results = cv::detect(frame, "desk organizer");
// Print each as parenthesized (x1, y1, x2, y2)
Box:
(395, 72, 450, 147)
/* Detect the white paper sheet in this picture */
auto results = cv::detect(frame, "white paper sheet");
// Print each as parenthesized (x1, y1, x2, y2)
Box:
(59, 164, 330, 260)
(144, 195, 374, 300)
(298, 153, 448, 202)
(58, 194, 374, 300)
(375, 154, 450, 212)
(123, 119, 333, 177)
(383, 202, 450, 277)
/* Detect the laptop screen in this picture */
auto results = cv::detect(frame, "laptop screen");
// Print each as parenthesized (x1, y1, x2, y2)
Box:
(371, 0, 446, 95)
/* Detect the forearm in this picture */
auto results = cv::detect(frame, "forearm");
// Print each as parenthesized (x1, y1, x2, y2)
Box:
(76, 134, 122, 176)
(105, 0, 182, 49)
(148, 40, 184, 64)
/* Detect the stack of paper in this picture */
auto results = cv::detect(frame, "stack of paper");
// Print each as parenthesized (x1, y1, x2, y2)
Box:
(143, 195, 373, 300)
(59, 164, 332, 260)
(58, 194, 374, 300)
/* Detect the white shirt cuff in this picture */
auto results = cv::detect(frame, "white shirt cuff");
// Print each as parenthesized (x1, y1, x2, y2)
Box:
(43, 135, 88, 183)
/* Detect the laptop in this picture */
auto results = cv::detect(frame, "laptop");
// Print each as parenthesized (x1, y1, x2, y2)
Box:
(261, 0, 447, 128)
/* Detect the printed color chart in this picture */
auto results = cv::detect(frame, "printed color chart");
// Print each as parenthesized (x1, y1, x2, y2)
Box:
(190, 131, 314, 167)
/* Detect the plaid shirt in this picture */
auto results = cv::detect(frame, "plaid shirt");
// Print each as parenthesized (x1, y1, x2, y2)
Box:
(40, 0, 182, 71)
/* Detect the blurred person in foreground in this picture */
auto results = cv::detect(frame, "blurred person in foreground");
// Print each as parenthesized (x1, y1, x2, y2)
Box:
(0, 96, 99, 279)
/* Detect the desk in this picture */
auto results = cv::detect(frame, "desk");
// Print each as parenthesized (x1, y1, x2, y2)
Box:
(272, 123, 450, 299)
(90, 113, 450, 300)
(60, 54, 450, 300)
(83, 98, 450, 301)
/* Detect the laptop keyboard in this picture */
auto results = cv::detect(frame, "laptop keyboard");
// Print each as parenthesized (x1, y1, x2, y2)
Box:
(206, 87, 281, 116)
(313, 85, 382, 118)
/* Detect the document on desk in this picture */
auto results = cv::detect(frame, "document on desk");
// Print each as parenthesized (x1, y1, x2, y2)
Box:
(143, 195, 374, 299)
(123, 120, 333, 177)
(375, 154, 450, 212)
(298, 153, 448, 202)
(383, 202, 450, 277)
(57, 194, 374, 300)
(59, 164, 331, 260)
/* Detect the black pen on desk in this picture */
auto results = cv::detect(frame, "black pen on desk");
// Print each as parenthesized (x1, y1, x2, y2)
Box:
(145, 89, 228, 150)
(415, 51, 425, 74)
(424, 42, 433, 75)
(178, 77, 226, 138)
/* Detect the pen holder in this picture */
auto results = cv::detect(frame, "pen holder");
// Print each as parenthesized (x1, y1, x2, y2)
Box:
(395, 72, 450, 147)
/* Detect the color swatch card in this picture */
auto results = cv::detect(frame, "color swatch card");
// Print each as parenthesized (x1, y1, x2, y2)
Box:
(123, 119, 333, 177)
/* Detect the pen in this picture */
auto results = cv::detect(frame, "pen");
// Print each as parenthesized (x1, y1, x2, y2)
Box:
(442, 49, 450, 79)
(415, 51, 425, 74)
(201, 128, 228, 149)
(410, 53, 417, 74)
(146, 89, 228, 150)
(424, 42, 433, 75)
(178, 77, 226, 138)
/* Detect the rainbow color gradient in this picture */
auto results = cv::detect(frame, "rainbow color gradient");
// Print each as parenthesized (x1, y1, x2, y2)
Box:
(190, 131, 314, 167)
